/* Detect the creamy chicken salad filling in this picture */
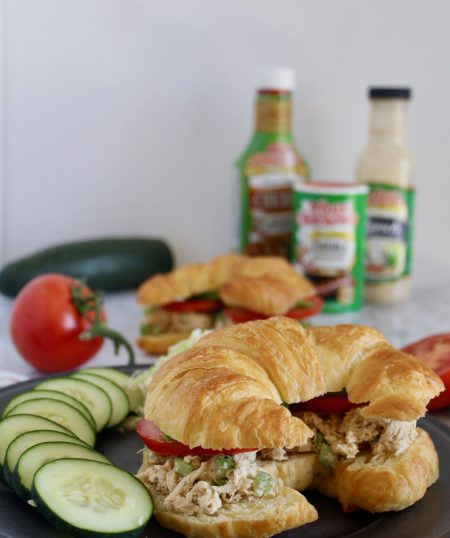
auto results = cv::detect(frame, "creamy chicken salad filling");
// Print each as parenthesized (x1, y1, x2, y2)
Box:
(137, 450, 281, 516)
(260, 408, 417, 466)
(141, 308, 229, 335)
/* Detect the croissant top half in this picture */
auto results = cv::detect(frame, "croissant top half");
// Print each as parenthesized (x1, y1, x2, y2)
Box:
(145, 317, 444, 450)
(137, 253, 315, 315)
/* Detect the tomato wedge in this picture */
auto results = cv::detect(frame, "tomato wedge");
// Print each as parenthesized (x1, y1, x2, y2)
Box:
(402, 334, 450, 411)
(164, 299, 223, 313)
(136, 419, 253, 455)
(225, 296, 323, 324)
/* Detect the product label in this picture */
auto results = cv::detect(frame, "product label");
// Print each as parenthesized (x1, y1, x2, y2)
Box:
(292, 190, 367, 313)
(255, 96, 292, 134)
(239, 142, 308, 258)
(365, 183, 414, 282)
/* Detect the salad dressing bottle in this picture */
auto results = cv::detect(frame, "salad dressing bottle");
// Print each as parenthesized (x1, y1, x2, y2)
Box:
(236, 68, 309, 258)
(356, 87, 414, 304)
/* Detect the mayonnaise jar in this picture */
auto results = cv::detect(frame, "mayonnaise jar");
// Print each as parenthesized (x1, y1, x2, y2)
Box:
(356, 87, 414, 304)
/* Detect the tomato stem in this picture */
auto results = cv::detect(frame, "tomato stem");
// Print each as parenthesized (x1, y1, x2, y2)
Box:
(70, 280, 136, 366)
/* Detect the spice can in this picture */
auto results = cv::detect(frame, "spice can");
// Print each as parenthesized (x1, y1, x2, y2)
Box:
(291, 182, 368, 313)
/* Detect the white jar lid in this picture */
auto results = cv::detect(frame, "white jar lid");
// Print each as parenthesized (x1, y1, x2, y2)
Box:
(260, 67, 295, 91)
(294, 181, 368, 196)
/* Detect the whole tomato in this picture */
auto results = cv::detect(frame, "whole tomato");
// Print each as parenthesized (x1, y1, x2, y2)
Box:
(10, 274, 105, 372)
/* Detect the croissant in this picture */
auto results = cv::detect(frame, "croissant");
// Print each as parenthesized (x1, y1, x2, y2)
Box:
(141, 316, 444, 530)
(137, 253, 245, 306)
(146, 318, 443, 448)
(137, 253, 317, 354)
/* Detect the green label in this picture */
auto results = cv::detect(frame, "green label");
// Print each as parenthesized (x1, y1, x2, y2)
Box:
(365, 183, 415, 283)
(291, 190, 367, 313)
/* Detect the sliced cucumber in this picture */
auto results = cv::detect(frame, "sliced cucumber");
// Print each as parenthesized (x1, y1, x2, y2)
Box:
(0, 414, 75, 467)
(35, 378, 112, 432)
(2, 389, 96, 430)
(13, 442, 110, 499)
(4, 430, 88, 488)
(7, 399, 96, 447)
(85, 368, 143, 411)
(71, 373, 130, 428)
(32, 459, 153, 537)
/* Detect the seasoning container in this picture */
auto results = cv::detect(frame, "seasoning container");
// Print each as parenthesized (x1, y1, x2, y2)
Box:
(235, 67, 309, 258)
(291, 181, 368, 313)
(356, 87, 414, 304)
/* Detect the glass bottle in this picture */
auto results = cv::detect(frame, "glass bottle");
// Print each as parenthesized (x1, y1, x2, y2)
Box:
(356, 87, 414, 304)
(236, 68, 309, 258)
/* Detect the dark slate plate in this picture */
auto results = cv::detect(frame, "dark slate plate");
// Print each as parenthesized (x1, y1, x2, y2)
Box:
(0, 367, 449, 538)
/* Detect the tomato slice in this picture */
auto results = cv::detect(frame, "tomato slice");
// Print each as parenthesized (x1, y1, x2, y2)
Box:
(291, 395, 363, 414)
(225, 296, 323, 324)
(224, 307, 267, 324)
(286, 296, 323, 320)
(164, 299, 223, 313)
(402, 334, 450, 411)
(136, 419, 253, 455)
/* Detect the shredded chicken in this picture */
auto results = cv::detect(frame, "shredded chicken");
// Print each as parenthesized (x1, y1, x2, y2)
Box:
(260, 448, 288, 461)
(259, 443, 313, 461)
(297, 408, 417, 459)
(137, 450, 279, 517)
(145, 309, 230, 333)
(374, 419, 418, 457)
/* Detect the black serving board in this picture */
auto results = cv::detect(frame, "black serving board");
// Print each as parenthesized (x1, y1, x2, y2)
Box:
(0, 367, 449, 538)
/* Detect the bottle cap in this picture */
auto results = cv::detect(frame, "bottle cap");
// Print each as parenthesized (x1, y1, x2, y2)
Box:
(260, 67, 295, 91)
(369, 87, 411, 100)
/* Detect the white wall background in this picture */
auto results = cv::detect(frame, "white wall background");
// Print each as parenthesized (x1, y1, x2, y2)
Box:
(1, 0, 450, 284)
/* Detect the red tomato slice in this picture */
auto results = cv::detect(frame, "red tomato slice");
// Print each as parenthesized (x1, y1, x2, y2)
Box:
(136, 419, 253, 455)
(286, 296, 323, 320)
(224, 307, 267, 324)
(225, 296, 323, 324)
(402, 334, 450, 411)
(164, 299, 223, 313)
(292, 395, 362, 414)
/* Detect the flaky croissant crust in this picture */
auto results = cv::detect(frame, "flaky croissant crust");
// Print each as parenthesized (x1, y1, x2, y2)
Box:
(137, 253, 315, 314)
(144, 317, 444, 450)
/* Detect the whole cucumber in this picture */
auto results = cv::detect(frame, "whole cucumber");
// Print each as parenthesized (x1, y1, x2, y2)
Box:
(0, 237, 173, 297)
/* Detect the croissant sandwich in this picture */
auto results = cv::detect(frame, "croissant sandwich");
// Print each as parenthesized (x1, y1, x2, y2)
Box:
(136, 253, 320, 354)
(136, 317, 444, 537)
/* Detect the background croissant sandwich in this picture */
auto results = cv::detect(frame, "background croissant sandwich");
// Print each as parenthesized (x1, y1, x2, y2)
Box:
(136, 317, 444, 536)
(136, 253, 321, 354)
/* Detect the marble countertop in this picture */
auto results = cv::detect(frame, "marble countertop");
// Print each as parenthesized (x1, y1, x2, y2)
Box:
(0, 285, 450, 426)
(0, 285, 448, 425)
(1, 283, 449, 377)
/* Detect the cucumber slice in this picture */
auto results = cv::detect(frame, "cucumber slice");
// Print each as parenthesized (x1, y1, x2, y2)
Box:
(85, 368, 143, 411)
(35, 378, 112, 432)
(13, 442, 110, 499)
(4, 430, 89, 488)
(0, 414, 75, 467)
(32, 459, 152, 537)
(71, 373, 130, 428)
(7, 399, 96, 447)
(2, 389, 96, 430)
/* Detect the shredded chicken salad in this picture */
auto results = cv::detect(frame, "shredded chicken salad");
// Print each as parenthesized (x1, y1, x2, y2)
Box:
(137, 450, 280, 516)
(296, 408, 417, 461)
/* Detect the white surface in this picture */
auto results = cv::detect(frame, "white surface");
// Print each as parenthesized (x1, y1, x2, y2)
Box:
(1, 287, 450, 382)
(1, 0, 450, 283)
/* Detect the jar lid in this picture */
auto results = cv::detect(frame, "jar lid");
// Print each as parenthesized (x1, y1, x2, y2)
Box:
(295, 181, 368, 196)
(369, 87, 411, 100)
